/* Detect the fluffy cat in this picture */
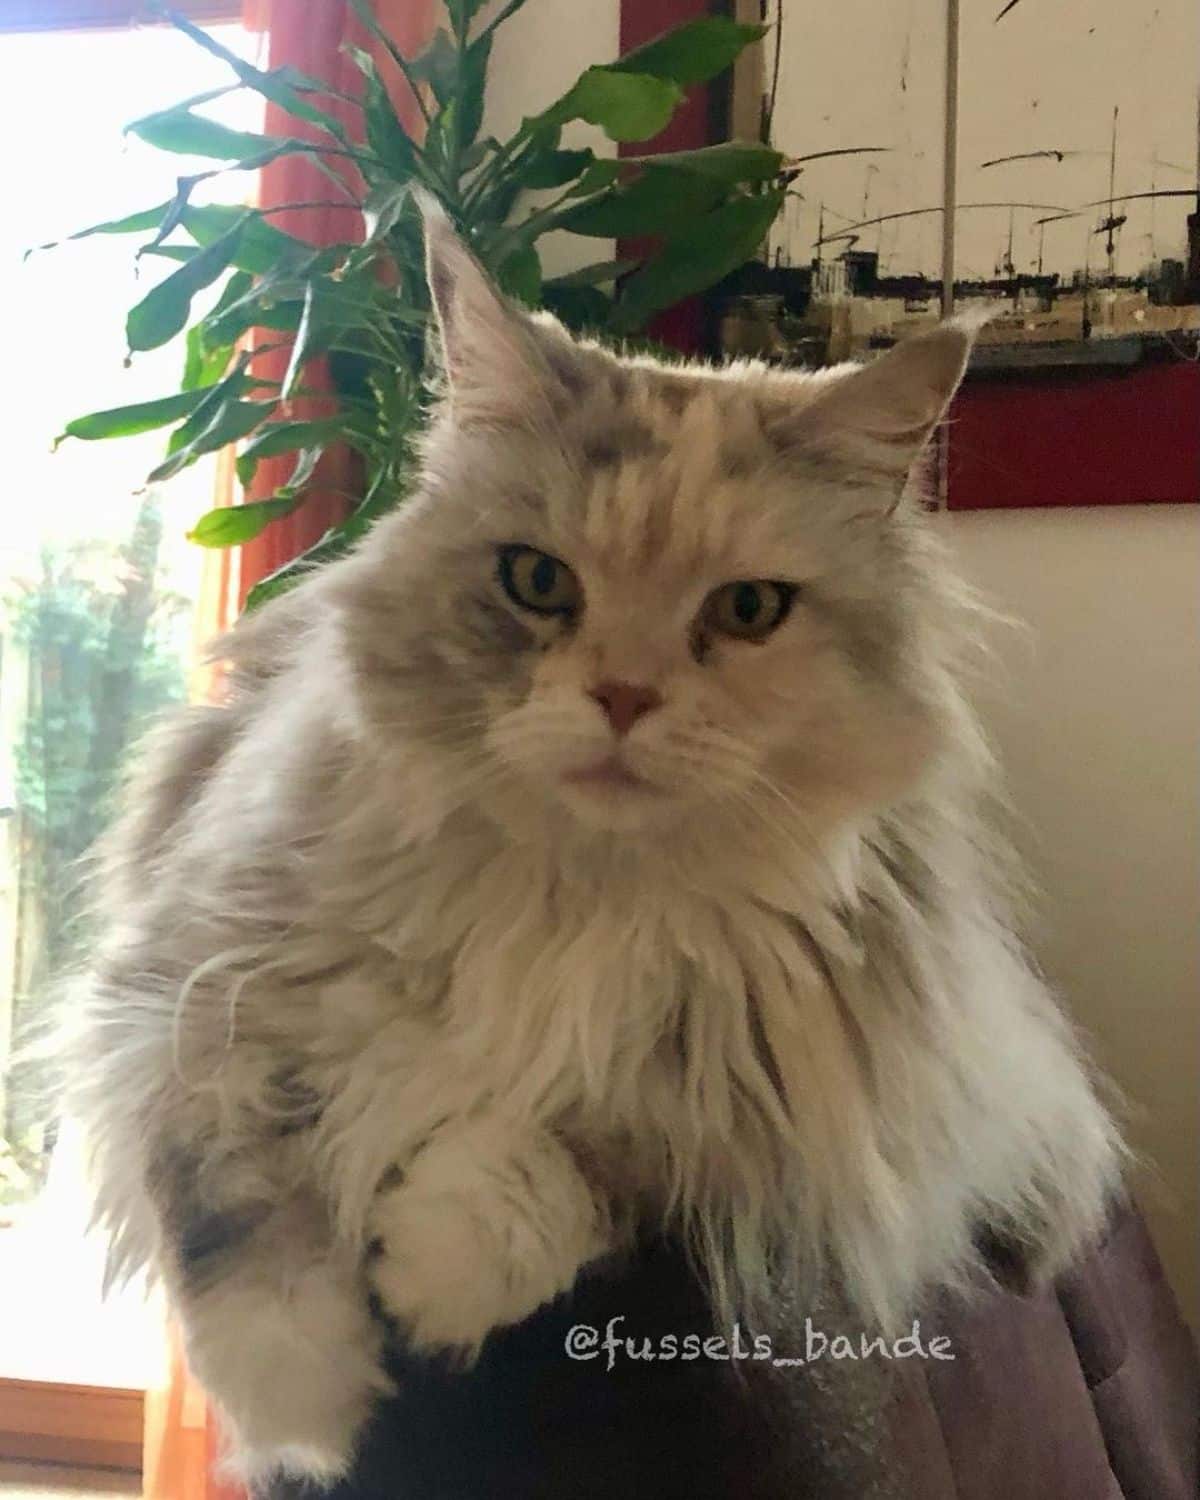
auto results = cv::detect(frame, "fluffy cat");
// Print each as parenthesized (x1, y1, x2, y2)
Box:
(62, 202, 1121, 1486)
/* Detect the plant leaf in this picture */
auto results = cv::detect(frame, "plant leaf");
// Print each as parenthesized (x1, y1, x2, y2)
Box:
(620, 142, 782, 182)
(235, 421, 341, 487)
(281, 280, 319, 402)
(496, 244, 541, 305)
(125, 106, 275, 160)
(243, 470, 399, 609)
(364, 181, 413, 240)
(458, 137, 495, 173)
(541, 68, 683, 144)
(611, 189, 783, 334)
(126, 214, 251, 352)
(611, 16, 766, 87)
(182, 322, 231, 392)
(161, 11, 352, 143)
(543, 258, 638, 289)
(345, 45, 421, 184)
(273, 444, 325, 497)
(149, 397, 271, 483)
(189, 495, 304, 547)
(344, 0, 437, 133)
(473, 0, 531, 41)
(193, 247, 346, 350)
(54, 388, 213, 447)
(164, 358, 255, 453)
(569, 157, 623, 196)
(140, 174, 210, 256)
(28, 200, 171, 257)
(457, 29, 493, 151)
(278, 271, 395, 399)
(445, 0, 487, 38)
(524, 24, 767, 160)
(328, 349, 376, 404)
(182, 269, 253, 390)
(181, 204, 316, 277)
(126, 80, 243, 123)
(520, 147, 596, 189)
(541, 283, 612, 331)
(136, 244, 197, 263)
(205, 293, 305, 347)
(408, 28, 457, 108)
(556, 165, 727, 237)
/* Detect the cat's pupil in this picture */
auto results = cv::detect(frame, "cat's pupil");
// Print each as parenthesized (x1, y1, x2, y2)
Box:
(734, 584, 761, 624)
(531, 556, 557, 595)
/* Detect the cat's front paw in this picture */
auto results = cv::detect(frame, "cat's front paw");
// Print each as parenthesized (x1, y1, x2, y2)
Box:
(365, 1122, 607, 1356)
(183, 1249, 392, 1489)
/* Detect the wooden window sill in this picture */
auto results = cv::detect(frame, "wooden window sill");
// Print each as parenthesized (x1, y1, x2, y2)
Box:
(0, 1382, 142, 1473)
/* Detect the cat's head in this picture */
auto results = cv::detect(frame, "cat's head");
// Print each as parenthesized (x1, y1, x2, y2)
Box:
(333, 204, 977, 850)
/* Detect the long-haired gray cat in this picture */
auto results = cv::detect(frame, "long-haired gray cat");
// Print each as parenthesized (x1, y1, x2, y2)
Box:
(64, 201, 1121, 1486)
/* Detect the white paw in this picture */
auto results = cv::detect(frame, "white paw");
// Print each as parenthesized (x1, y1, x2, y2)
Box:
(366, 1123, 606, 1356)
(184, 1253, 391, 1487)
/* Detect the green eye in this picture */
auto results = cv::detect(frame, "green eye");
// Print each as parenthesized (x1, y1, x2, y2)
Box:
(704, 580, 795, 641)
(498, 546, 582, 616)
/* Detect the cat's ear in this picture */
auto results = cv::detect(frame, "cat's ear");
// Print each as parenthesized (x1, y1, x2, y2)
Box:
(418, 192, 554, 425)
(783, 318, 980, 483)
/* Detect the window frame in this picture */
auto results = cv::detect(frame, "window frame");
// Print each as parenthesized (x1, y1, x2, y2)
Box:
(0, 1, 241, 31)
(0, 1381, 143, 1471)
(0, 9, 251, 1471)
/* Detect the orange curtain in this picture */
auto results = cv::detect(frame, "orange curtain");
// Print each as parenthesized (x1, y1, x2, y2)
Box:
(142, 1330, 243, 1500)
(237, 0, 433, 608)
(152, 3, 433, 1495)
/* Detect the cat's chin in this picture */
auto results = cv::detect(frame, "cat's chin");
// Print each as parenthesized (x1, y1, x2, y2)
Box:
(554, 773, 681, 835)
(469, 766, 685, 841)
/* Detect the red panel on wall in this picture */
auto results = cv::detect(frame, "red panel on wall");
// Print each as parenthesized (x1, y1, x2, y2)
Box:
(617, 0, 714, 355)
(946, 361, 1200, 510)
(618, 0, 713, 153)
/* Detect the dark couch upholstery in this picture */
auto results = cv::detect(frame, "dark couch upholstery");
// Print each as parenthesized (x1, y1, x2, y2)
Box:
(284, 1205, 1197, 1500)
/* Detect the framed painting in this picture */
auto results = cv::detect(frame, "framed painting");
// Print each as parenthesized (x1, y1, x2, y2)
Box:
(723, 0, 1200, 508)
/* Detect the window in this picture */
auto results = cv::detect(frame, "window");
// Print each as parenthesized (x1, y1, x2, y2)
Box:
(0, 2, 240, 31)
(0, 11, 256, 1429)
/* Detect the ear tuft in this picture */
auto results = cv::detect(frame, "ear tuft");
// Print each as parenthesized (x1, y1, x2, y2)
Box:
(890, 316, 980, 424)
(786, 317, 981, 478)
(415, 189, 551, 425)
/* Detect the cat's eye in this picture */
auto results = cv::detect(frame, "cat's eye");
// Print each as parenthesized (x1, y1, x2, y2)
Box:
(498, 545, 582, 617)
(704, 580, 795, 641)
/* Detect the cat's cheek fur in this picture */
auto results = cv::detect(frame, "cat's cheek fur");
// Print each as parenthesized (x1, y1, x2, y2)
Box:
(365, 1119, 608, 1355)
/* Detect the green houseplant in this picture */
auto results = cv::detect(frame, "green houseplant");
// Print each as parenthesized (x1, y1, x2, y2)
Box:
(49, 3, 786, 606)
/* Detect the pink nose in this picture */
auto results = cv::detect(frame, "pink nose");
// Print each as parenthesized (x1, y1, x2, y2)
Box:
(589, 680, 663, 736)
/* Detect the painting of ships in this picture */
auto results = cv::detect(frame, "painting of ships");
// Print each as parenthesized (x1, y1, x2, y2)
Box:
(719, 101, 1200, 380)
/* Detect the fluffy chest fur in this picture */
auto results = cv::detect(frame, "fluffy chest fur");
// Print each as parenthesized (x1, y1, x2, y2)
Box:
(262, 784, 1110, 1334)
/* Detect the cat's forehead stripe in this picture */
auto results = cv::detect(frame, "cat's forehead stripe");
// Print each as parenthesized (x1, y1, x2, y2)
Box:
(652, 378, 693, 417)
(578, 421, 664, 469)
(528, 356, 810, 575)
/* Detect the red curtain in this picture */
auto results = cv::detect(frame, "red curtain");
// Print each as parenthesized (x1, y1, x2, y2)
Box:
(159, 5, 433, 1494)
(236, 0, 433, 607)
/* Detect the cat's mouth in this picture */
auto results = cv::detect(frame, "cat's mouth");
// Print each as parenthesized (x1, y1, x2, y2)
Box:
(561, 756, 653, 792)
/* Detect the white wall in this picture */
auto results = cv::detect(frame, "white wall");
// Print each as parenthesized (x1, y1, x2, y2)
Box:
(477, 0, 620, 278)
(939, 505, 1200, 1327)
(478, 0, 619, 143)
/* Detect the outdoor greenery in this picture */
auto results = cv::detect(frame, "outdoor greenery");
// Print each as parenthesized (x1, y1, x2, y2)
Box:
(2, 496, 188, 1194)
(12, 496, 188, 958)
(49, 2, 786, 606)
